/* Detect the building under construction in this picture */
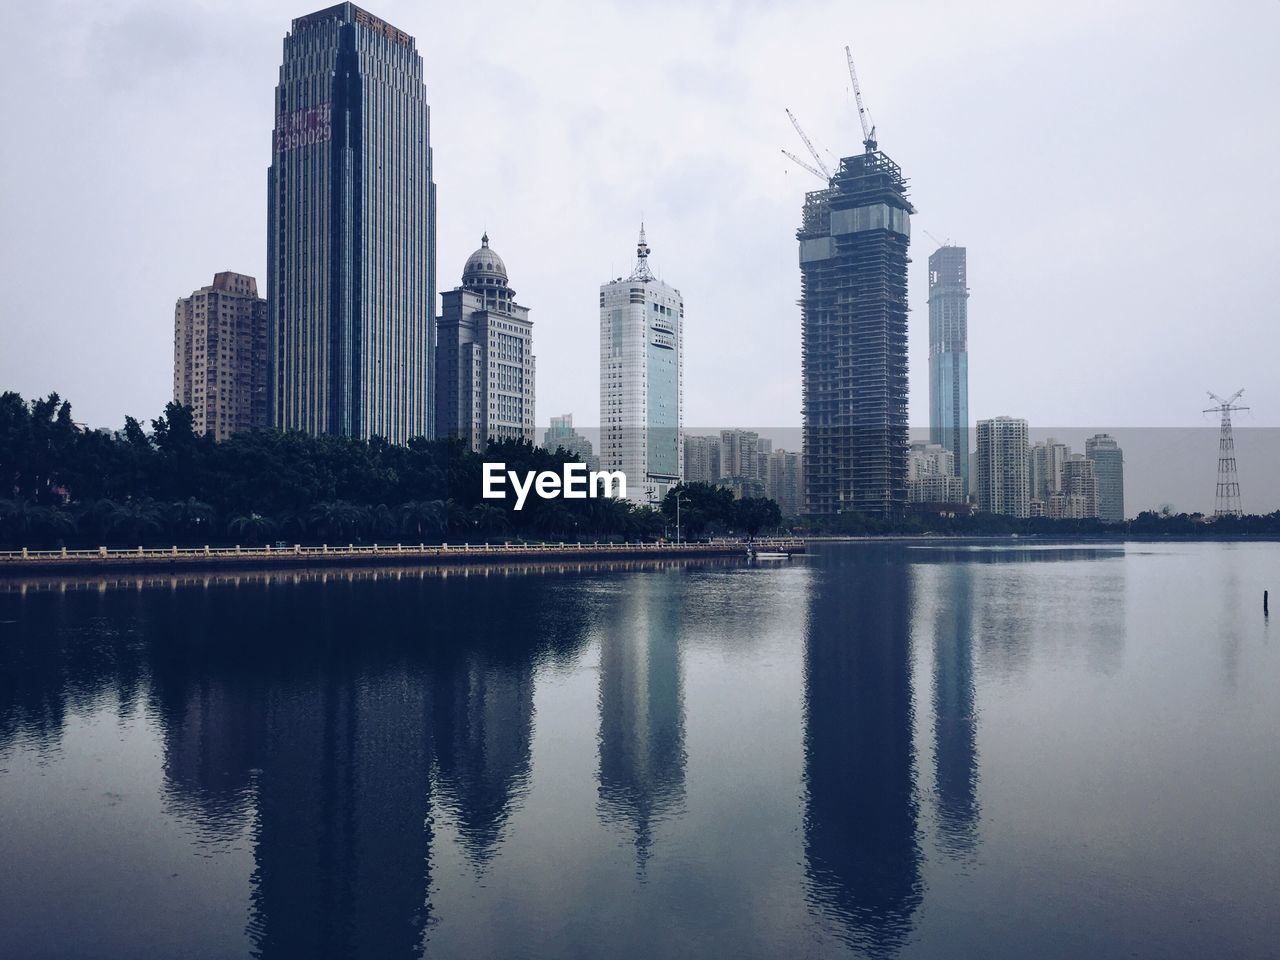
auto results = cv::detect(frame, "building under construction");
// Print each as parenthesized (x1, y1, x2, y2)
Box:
(799, 149, 914, 519)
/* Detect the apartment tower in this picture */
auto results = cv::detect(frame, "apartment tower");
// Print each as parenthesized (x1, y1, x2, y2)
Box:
(173, 271, 268, 440)
(1085, 433, 1125, 522)
(975, 416, 1030, 517)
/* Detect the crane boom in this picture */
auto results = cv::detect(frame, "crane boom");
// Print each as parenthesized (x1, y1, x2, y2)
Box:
(781, 149, 829, 182)
(785, 108, 832, 180)
(845, 45, 877, 152)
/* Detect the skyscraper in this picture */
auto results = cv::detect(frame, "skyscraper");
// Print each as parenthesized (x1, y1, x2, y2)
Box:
(435, 234, 535, 451)
(1061, 454, 1099, 519)
(173, 271, 268, 441)
(600, 226, 683, 505)
(268, 4, 437, 443)
(765, 448, 804, 517)
(927, 245, 970, 491)
(1030, 438, 1072, 502)
(975, 416, 1029, 517)
(1085, 433, 1125, 522)
(718, 429, 760, 482)
(683, 435, 721, 484)
(799, 150, 913, 519)
(543, 414, 598, 472)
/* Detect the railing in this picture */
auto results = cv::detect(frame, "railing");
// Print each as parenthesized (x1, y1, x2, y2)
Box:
(0, 538, 806, 566)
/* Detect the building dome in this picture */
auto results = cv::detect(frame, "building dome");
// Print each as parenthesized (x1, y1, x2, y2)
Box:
(461, 232, 508, 288)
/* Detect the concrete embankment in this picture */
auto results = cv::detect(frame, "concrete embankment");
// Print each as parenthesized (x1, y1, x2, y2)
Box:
(0, 539, 806, 577)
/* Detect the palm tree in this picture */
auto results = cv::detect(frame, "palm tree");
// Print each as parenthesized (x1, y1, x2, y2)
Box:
(106, 498, 166, 546)
(0, 498, 76, 547)
(169, 497, 215, 544)
(399, 500, 447, 540)
(366, 503, 397, 540)
(228, 512, 277, 544)
(308, 501, 364, 543)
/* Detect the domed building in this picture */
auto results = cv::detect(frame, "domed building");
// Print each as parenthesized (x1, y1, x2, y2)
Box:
(435, 234, 535, 451)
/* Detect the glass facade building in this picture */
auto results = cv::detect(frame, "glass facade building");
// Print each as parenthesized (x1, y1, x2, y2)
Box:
(927, 245, 970, 492)
(1085, 433, 1125, 522)
(600, 226, 683, 505)
(268, 3, 437, 443)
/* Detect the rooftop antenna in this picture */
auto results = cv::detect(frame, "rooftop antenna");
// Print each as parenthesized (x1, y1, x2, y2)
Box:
(630, 221, 655, 282)
(845, 45, 877, 152)
(1204, 389, 1249, 517)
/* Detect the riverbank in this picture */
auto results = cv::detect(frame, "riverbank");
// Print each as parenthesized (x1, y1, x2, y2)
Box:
(0, 538, 805, 577)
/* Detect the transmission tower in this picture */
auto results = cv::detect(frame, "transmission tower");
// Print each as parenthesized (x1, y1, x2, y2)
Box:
(1204, 389, 1248, 517)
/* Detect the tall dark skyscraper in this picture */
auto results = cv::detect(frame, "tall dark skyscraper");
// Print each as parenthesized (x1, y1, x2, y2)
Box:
(927, 245, 970, 492)
(268, 4, 437, 443)
(799, 150, 914, 518)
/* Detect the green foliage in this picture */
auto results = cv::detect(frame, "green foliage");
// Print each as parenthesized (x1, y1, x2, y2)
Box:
(0, 391, 673, 547)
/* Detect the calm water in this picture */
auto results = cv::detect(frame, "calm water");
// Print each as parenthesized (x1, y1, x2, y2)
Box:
(1, 542, 1276, 959)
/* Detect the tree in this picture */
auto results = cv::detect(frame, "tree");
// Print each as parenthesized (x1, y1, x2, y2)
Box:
(399, 500, 447, 540)
(228, 512, 278, 544)
(662, 482, 735, 537)
(732, 497, 782, 537)
(105, 499, 166, 545)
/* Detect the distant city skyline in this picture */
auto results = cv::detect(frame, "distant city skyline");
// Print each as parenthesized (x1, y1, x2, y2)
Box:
(3, 1, 1276, 435)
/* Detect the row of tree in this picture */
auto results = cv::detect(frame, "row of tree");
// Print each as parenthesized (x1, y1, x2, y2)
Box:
(0, 392, 786, 548)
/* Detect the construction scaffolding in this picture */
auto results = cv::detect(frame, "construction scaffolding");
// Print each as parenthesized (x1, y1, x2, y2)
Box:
(800, 150, 914, 519)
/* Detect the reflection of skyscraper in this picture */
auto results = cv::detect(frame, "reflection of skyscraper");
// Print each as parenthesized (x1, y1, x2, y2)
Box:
(597, 574, 686, 870)
(250, 672, 433, 960)
(802, 547, 922, 954)
(930, 564, 979, 857)
(430, 651, 534, 864)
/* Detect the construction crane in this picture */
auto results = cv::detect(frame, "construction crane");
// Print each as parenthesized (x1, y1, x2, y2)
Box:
(922, 228, 952, 248)
(780, 148, 828, 182)
(784, 108, 832, 180)
(844, 45, 877, 152)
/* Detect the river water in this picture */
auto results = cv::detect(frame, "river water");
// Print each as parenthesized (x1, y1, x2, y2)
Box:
(0, 542, 1276, 959)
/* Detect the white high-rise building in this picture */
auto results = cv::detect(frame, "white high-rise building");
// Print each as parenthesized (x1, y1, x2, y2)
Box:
(976, 417, 1030, 517)
(600, 225, 683, 505)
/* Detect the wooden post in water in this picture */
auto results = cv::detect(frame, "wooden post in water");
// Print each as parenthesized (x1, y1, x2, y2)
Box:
(1265, 590, 1270, 617)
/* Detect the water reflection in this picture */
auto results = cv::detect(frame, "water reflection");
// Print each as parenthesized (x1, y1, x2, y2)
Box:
(596, 572, 687, 873)
(0, 572, 597, 959)
(802, 546, 923, 955)
(930, 564, 980, 858)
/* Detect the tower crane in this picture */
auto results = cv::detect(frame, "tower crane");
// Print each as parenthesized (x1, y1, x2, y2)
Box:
(784, 108, 832, 180)
(845, 45, 877, 152)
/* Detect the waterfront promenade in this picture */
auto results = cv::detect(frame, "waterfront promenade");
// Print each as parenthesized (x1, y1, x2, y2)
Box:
(0, 537, 806, 576)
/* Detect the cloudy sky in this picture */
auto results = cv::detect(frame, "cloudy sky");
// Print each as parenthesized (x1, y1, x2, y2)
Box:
(2, 0, 1278, 435)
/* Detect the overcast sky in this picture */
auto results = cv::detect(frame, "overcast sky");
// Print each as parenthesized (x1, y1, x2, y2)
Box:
(2, 0, 1277, 435)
